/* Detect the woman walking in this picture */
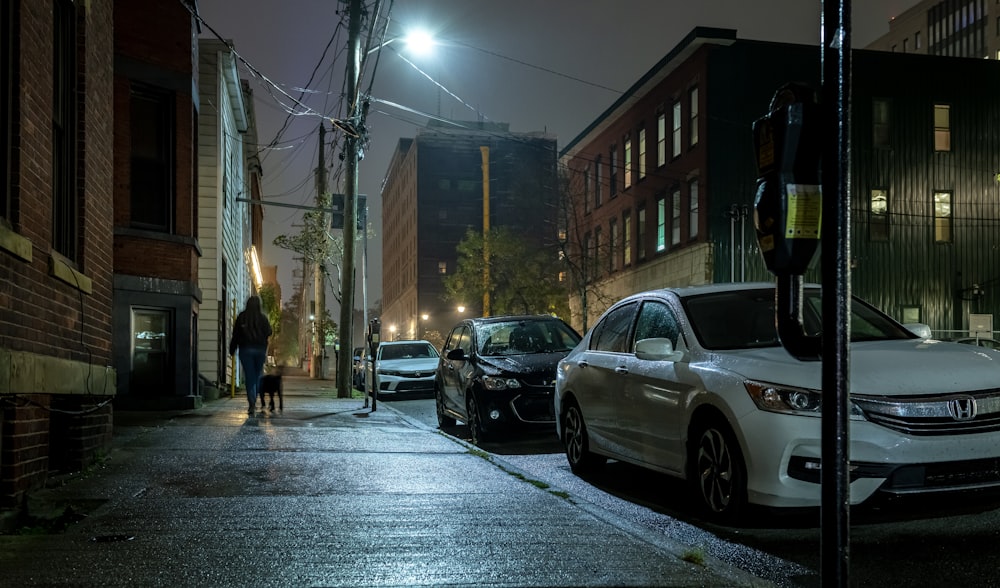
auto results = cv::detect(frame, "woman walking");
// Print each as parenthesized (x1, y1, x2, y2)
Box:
(229, 295, 272, 416)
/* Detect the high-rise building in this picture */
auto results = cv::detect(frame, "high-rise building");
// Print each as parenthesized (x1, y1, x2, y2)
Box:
(380, 121, 558, 345)
(866, 0, 999, 59)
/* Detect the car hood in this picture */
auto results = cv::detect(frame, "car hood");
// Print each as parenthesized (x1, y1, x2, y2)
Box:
(708, 339, 1000, 395)
(377, 357, 439, 373)
(477, 352, 566, 376)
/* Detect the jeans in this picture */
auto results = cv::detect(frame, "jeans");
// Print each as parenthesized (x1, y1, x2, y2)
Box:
(238, 345, 267, 410)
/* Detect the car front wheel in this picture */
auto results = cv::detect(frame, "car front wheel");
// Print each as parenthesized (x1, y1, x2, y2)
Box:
(689, 418, 746, 519)
(563, 401, 605, 474)
(466, 391, 489, 445)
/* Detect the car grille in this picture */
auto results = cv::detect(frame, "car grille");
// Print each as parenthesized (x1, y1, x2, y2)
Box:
(853, 389, 1000, 436)
(881, 457, 1000, 493)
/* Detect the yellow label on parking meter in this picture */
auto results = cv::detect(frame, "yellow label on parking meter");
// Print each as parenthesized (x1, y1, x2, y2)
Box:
(785, 184, 821, 239)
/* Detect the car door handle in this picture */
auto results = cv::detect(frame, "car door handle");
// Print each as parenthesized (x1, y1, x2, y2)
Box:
(614, 366, 629, 375)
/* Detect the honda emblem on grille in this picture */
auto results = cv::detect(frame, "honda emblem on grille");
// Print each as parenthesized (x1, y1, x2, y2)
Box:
(948, 396, 977, 421)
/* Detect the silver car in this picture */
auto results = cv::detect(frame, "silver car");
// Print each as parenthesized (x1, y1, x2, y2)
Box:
(372, 340, 439, 396)
(555, 282, 1000, 520)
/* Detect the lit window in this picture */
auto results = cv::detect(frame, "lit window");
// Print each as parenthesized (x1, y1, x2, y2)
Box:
(623, 211, 632, 266)
(870, 189, 889, 241)
(638, 128, 646, 180)
(657, 111, 666, 166)
(933, 191, 952, 242)
(672, 101, 682, 158)
(934, 104, 951, 151)
(438, 261, 447, 274)
(656, 197, 666, 252)
(623, 135, 632, 189)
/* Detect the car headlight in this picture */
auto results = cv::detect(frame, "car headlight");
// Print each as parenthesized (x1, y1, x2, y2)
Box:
(745, 381, 866, 420)
(482, 376, 521, 391)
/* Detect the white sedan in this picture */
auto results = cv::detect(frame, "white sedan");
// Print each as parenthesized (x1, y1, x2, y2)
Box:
(555, 282, 1000, 520)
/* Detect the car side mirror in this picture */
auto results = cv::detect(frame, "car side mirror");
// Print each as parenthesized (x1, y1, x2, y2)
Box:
(446, 348, 467, 361)
(903, 323, 932, 339)
(635, 338, 684, 362)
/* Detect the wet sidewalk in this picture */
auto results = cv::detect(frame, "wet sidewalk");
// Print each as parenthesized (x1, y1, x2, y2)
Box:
(0, 375, 770, 587)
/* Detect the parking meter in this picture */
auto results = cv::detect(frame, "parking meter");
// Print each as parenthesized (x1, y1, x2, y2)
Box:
(367, 318, 380, 410)
(752, 83, 822, 361)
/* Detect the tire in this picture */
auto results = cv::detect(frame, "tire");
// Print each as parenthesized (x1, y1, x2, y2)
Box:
(689, 418, 747, 520)
(562, 401, 606, 474)
(466, 391, 489, 446)
(436, 383, 456, 429)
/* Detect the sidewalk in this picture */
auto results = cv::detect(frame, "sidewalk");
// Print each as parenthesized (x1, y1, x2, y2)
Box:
(0, 375, 771, 587)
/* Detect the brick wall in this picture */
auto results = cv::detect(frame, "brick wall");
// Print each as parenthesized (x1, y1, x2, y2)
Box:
(0, 0, 116, 508)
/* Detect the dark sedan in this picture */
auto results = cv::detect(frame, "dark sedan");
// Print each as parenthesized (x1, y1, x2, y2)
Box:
(435, 315, 581, 445)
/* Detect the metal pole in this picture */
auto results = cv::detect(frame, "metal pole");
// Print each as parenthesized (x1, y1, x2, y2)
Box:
(312, 123, 327, 379)
(820, 0, 852, 585)
(481, 146, 491, 317)
(337, 0, 361, 398)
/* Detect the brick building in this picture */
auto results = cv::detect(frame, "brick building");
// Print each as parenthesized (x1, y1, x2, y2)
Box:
(561, 27, 1000, 337)
(1, 0, 116, 508)
(112, 0, 203, 409)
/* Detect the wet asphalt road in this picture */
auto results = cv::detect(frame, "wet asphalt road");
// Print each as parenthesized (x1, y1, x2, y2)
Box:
(385, 395, 1000, 588)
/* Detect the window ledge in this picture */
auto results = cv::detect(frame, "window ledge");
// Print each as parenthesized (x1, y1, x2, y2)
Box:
(49, 253, 93, 294)
(0, 224, 33, 262)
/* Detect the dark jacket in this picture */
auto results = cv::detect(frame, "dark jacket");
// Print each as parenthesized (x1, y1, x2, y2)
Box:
(229, 310, 272, 355)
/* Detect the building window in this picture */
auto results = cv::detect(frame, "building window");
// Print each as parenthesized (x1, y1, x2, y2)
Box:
(609, 145, 618, 197)
(1, 0, 13, 223)
(901, 306, 921, 324)
(130, 85, 175, 232)
(688, 179, 699, 240)
(689, 87, 699, 147)
(903, 38, 909, 52)
(438, 208, 447, 220)
(671, 188, 681, 246)
(656, 196, 666, 252)
(870, 189, 889, 241)
(438, 261, 447, 274)
(623, 211, 632, 266)
(637, 127, 646, 180)
(623, 134, 632, 189)
(637, 206, 646, 260)
(873, 99, 891, 148)
(53, 0, 79, 261)
(583, 165, 591, 214)
(934, 104, 951, 151)
(672, 101, 682, 158)
(132, 308, 173, 395)
(594, 155, 603, 207)
(915, 31, 922, 49)
(583, 232, 593, 279)
(609, 218, 618, 272)
(437, 178, 451, 190)
(933, 191, 952, 242)
(657, 111, 666, 167)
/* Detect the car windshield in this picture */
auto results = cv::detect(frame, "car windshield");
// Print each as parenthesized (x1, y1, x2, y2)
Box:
(477, 319, 581, 356)
(682, 288, 915, 350)
(379, 342, 438, 360)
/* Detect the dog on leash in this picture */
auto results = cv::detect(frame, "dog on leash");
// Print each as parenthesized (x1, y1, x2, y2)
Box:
(259, 366, 284, 412)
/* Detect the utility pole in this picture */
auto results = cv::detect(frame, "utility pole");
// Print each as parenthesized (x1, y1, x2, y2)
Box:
(337, 0, 361, 398)
(312, 122, 327, 379)
(480, 146, 490, 317)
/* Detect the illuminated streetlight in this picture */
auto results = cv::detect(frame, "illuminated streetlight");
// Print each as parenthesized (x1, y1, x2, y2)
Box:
(367, 29, 436, 56)
(457, 306, 466, 314)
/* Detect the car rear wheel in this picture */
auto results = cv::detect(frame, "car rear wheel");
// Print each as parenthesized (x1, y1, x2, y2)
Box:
(466, 391, 489, 445)
(689, 418, 746, 519)
(436, 383, 456, 429)
(563, 401, 606, 474)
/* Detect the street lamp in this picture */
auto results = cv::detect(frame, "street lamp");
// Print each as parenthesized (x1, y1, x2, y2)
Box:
(389, 324, 397, 341)
(366, 29, 436, 56)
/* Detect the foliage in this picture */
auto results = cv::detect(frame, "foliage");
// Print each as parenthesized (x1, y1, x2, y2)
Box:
(443, 227, 569, 318)
(258, 284, 281, 338)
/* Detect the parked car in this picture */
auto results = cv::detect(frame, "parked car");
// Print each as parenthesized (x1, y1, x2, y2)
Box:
(436, 315, 582, 444)
(352, 347, 368, 389)
(370, 340, 439, 397)
(555, 282, 1000, 520)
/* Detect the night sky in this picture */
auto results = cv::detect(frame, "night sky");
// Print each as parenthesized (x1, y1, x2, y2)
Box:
(195, 0, 921, 312)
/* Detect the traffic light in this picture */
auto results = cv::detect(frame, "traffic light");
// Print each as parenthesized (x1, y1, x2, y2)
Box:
(330, 193, 367, 230)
